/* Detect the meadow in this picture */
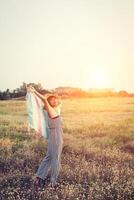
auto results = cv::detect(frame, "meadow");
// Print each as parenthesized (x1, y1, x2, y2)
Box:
(0, 97, 134, 200)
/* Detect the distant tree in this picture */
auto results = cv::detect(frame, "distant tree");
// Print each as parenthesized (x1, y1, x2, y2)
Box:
(118, 90, 128, 97)
(6, 88, 11, 99)
(0, 91, 3, 100)
(37, 82, 43, 90)
(20, 82, 27, 91)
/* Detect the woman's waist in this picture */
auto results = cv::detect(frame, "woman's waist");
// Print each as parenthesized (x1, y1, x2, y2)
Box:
(47, 126, 63, 129)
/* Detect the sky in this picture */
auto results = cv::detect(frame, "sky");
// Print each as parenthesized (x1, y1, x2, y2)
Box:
(0, 0, 134, 92)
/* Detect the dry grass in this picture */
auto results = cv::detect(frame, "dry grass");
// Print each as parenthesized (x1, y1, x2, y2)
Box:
(0, 97, 134, 200)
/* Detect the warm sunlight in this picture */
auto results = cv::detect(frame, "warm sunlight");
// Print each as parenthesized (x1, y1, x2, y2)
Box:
(90, 70, 109, 88)
(83, 68, 111, 90)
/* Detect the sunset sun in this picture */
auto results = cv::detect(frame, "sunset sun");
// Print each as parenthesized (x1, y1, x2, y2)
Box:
(90, 70, 108, 88)
(83, 69, 110, 90)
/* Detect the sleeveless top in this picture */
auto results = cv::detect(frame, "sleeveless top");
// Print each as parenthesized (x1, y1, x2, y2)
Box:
(46, 113, 63, 129)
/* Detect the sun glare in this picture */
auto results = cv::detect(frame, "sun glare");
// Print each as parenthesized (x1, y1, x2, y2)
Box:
(90, 70, 108, 87)
(83, 69, 110, 90)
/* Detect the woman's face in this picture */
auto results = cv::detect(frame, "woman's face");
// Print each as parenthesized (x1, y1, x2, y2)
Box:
(48, 97, 59, 107)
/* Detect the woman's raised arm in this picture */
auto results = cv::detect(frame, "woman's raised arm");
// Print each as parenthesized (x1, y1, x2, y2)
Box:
(27, 86, 45, 102)
(28, 86, 58, 118)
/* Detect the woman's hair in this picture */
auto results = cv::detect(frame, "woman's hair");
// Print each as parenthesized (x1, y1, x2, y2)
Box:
(46, 94, 61, 106)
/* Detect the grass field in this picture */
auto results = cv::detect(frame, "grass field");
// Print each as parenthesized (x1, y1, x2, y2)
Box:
(0, 97, 134, 200)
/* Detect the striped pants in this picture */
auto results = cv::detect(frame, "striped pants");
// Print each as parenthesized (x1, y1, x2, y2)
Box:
(35, 127, 63, 184)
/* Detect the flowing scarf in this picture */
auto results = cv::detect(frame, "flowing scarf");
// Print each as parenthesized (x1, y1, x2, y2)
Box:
(25, 92, 49, 140)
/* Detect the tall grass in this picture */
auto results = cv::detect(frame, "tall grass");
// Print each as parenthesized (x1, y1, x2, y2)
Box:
(0, 97, 134, 200)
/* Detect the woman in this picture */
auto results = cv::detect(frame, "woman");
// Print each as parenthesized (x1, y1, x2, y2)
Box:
(27, 86, 63, 187)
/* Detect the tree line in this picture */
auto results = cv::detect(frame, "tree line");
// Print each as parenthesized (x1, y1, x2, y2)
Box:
(0, 82, 50, 100)
(0, 82, 134, 100)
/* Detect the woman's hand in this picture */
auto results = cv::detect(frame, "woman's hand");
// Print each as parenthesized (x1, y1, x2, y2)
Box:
(26, 86, 30, 92)
(26, 85, 36, 93)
